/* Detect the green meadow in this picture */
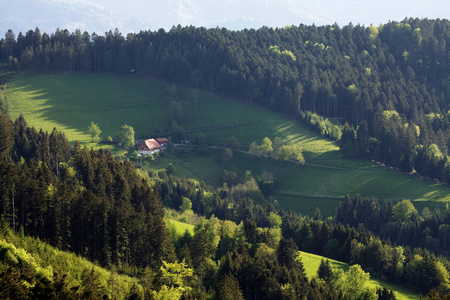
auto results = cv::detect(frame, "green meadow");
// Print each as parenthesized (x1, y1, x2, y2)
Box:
(299, 251, 418, 300)
(166, 218, 195, 237)
(6, 73, 450, 216)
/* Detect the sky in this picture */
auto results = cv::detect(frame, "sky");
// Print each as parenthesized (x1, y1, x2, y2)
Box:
(1, 0, 450, 35)
(88, 0, 450, 29)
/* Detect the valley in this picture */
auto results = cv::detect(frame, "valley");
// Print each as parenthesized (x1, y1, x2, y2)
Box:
(6, 73, 450, 216)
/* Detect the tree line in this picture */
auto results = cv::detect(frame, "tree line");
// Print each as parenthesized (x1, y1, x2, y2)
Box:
(337, 194, 450, 258)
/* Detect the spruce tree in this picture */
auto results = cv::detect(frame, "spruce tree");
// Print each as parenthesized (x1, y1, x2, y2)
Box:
(317, 259, 333, 283)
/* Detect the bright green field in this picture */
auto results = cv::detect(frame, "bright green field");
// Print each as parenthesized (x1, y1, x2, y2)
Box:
(6, 73, 450, 216)
(166, 218, 195, 236)
(299, 251, 418, 300)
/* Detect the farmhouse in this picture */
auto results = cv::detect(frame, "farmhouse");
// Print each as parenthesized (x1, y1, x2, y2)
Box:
(137, 137, 168, 155)
(137, 139, 161, 155)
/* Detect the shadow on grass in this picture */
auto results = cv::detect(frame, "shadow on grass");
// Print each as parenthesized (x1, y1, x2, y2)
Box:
(9, 74, 168, 141)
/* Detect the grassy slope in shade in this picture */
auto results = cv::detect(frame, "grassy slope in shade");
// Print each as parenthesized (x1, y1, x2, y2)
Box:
(6, 73, 450, 216)
(299, 251, 418, 300)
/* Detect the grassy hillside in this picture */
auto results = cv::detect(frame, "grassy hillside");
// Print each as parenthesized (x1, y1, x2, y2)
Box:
(6, 73, 336, 153)
(6, 73, 450, 216)
(0, 230, 140, 298)
(299, 251, 418, 300)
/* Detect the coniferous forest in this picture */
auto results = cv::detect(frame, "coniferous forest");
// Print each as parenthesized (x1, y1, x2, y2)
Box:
(2, 18, 450, 299)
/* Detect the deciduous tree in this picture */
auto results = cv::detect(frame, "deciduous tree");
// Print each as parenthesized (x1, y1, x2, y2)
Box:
(114, 124, 135, 148)
(87, 122, 101, 142)
(258, 137, 273, 157)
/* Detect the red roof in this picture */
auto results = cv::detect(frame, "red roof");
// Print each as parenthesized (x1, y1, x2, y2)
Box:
(155, 137, 168, 144)
(137, 139, 162, 151)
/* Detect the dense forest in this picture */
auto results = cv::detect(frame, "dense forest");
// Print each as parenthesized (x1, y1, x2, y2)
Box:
(2, 18, 450, 298)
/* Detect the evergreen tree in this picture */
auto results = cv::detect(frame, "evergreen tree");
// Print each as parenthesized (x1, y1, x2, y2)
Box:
(340, 123, 356, 156)
(0, 112, 14, 157)
(317, 258, 333, 283)
(217, 274, 245, 300)
(79, 268, 108, 300)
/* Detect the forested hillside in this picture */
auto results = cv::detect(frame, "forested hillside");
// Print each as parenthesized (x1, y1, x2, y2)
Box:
(3, 18, 450, 299)
(2, 18, 450, 183)
(2, 111, 450, 298)
(0, 111, 396, 299)
(0, 113, 174, 270)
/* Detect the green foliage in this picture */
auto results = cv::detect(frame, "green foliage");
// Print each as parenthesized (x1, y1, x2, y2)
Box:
(217, 274, 245, 300)
(299, 251, 417, 300)
(0, 112, 14, 157)
(368, 25, 379, 41)
(0, 233, 141, 299)
(179, 197, 192, 213)
(222, 169, 237, 186)
(166, 163, 175, 175)
(347, 83, 357, 93)
(339, 123, 356, 156)
(300, 111, 342, 141)
(151, 260, 193, 300)
(268, 45, 296, 61)
(17, 74, 442, 219)
(87, 121, 101, 142)
(229, 177, 264, 203)
(80, 267, 108, 299)
(277, 144, 305, 164)
(166, 218, 195, 237)
(383, 110, 401, 120)
(258, 137, 273, 157)
(317, 258, 333, 282)
(392, 199, 418, 222)
(435, 261, 450, 292)
(221, 148, 233, 164)
(337, 264, 372, 299)
(268, 212, 282, 228)
(0, 84, 8, 113)
(0, 238, 50, 277)
(115, 124, 135, 148)
(248, 141, 260, 158)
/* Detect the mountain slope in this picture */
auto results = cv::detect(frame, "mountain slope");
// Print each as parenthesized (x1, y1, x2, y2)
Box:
(0, 229, 140, 298)
(6, 73, 450, 216)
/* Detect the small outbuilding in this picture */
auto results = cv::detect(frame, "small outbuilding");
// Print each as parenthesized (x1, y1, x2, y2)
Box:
(155, 137, 169, 148)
